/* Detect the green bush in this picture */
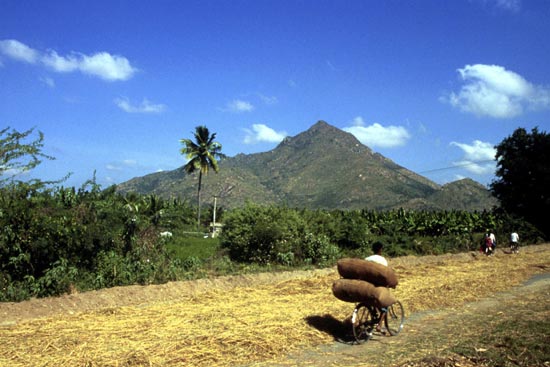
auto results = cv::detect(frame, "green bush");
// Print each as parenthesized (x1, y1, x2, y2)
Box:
(1, 171, 546, 302)
(0, 180, 200, 301)
(220, 204, 305, 264)
(299, 232, 340, 265)
(34, 258, 78, 297)
(221, 204, 341, 265)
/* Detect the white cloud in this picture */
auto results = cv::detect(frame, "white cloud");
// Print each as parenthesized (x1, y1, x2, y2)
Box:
(225, 99, 254, 113)
(443, 64, 550, 118)
(106, 164, 122, 171)
(495, 0, 521, 11)
(243, 124, 287, 144)
(450, 140, 496, 174)
(326, 60, 337, 71)
(78, 52, 136, 81)
(0, 39, 137, 81)
(257, 93, 278, 105)
(343, 117, 411, 148)
(0, 39, 38, 63)
(40, 76, 55, 88)
(115, 97, 166, 113)
(42, 50, 79, 72)
(123, 159, 138, 166)
(479, 0, 521, 12)
(106, 159, 139, 171)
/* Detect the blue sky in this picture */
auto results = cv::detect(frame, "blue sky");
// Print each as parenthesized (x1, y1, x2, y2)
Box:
(1, 0, 549, 189)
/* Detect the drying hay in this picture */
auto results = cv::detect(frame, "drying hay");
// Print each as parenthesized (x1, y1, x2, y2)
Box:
(0, 244, 549, 366)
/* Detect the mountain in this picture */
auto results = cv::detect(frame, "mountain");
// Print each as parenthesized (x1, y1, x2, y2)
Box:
(117, 121, 497, 211)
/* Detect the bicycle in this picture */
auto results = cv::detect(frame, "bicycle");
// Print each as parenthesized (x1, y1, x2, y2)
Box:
(510, 241, 520, 254)
(351, 300, 405, 343)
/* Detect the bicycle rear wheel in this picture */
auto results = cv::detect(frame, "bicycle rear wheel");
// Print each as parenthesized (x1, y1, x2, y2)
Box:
(385, 300, 405, 336)
(351, 303, 375, 343)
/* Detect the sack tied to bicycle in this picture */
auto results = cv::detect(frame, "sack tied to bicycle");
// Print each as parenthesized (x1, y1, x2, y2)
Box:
(332, 254, 405, 343)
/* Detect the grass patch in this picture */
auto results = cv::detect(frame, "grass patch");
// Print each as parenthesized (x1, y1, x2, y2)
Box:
(166, 234, 221, 261)
(451, 292, 550, 367)
(164, 232, 321, 280)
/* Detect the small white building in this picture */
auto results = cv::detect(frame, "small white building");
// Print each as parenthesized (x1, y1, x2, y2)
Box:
(209, 222, 224, 238)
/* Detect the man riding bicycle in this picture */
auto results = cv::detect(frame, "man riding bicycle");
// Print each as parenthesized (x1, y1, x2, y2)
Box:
(365, 241, 389, 333)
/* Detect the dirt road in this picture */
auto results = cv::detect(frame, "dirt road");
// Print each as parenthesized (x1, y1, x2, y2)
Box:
(253, 272, 550, 366)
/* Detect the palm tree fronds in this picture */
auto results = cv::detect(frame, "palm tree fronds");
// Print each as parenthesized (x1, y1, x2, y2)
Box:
(180, 125, 223, 230)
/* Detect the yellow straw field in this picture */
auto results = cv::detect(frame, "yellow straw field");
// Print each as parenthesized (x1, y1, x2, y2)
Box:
(1, 244, 549, 366)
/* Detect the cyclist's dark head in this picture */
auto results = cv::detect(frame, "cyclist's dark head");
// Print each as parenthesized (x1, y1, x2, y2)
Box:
(372, 241, 384, 254)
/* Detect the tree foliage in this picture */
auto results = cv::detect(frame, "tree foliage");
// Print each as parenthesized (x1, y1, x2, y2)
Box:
(220, 204, 542, 265)
(0, 181, 197, 301)
(0, 127, 196, 301)
(490, 127, 550, 237)
(1, 125, 545, 302)
(180, 126, 223, 229)
(220, 204, 340, 265)
(0, 126, 54, 185)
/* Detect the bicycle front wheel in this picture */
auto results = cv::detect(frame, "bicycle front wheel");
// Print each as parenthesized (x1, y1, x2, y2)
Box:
(352, 303, 375, 343)
(385, 300, 405, 336)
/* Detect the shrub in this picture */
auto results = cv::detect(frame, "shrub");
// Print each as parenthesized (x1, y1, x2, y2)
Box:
(220, 204, 305, 264)
(299, 232, 340, 265)
(34, 258, 78, 297)
(221, 205, 341, 265)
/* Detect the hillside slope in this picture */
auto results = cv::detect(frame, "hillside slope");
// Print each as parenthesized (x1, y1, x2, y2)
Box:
(117, 121, 497, 211)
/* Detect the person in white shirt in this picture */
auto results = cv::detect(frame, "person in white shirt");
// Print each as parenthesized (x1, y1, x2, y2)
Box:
(510, 232, 520, 254)
(365, 242, 388, 266)
(365, 241, 389, 333)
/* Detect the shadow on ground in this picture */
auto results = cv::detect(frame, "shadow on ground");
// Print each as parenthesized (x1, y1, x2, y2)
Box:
(305, 314, 356, 344)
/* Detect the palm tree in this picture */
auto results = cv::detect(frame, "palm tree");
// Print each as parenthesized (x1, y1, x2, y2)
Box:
(180, 126, 223, 231)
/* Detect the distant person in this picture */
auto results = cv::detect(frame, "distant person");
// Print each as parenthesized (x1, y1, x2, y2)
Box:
(483, 233, 493, 255)
(510, 232, 520, 254)
(365, 241, 389, 333)
(481, 231, 492, 255)
(489, 232, 496, 252)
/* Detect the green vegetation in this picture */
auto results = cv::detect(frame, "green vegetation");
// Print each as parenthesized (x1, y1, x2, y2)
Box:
(491, 127, 550, 238)
(0, 127, 54, 184)
(118, 121, 498, 211)
(3, 180, 543, 302)
(180, 125, 223, 229)
(166, 235, 220, 261)
(219, 204, 545, 263)
(1, 125, 547, 302)
(0, 181, 195, 301)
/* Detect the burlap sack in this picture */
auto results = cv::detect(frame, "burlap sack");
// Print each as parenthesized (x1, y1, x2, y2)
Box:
(376, 286, 397, 308)
(332, 279, 396, 308)
(337, 258, 398, 288)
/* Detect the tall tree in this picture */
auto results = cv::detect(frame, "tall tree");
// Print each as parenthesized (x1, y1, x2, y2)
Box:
(180, 126, 223, 230)
(0, 126, 54, 185)
(490, 127, 550, 238)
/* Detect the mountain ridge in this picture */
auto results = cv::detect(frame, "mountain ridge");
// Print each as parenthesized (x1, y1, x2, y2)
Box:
(117, 121, 497, 211)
